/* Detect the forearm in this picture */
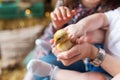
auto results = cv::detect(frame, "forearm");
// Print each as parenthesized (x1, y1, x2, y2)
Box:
(92, 46, 120, 76)
(75, 13, 108, 33)
(90, 29, 106, 44)
(101, 54, 120, 76)
(82, 29, 106, 44)
(55, 69, 84, 80)
(55, 69, 106, 80)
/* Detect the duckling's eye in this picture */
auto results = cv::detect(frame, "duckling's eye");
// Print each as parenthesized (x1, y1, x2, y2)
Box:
(57, 38, 61, 41)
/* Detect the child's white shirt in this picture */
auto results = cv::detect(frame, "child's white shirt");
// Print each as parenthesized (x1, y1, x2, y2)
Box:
(104, 7, 120, 58)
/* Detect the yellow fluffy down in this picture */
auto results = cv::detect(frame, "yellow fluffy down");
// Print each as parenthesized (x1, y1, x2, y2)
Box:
(53, 29, 74, 51)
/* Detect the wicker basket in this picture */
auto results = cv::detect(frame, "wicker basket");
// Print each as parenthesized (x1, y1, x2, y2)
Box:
(0, 25, 44, 69)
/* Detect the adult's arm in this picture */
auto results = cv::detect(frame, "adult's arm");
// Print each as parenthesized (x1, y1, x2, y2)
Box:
(56, 43, 120, 76)
(100, 52, 120, 76)
(75, 13, 108, 32)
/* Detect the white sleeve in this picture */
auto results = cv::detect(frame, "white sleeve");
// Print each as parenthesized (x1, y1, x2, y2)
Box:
(104, 7, 120, 58)
(104, 7, 120, 28)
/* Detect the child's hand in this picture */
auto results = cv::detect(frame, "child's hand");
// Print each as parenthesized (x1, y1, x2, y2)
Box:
(50, 6, 76, 30)
(65, 24, 105, 44)
(65, 24, 85, 43)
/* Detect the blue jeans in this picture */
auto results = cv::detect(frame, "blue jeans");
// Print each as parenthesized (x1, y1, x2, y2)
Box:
(34, 52, 85, 80)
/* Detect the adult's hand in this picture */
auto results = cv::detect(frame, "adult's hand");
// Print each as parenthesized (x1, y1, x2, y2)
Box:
(50, 38, 99, 66)
(56, 43, 98, 66)
(50, 39, 62, 57)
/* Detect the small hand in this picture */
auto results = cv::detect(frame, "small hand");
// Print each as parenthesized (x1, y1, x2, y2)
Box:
(50, 6, 76, 30)
(64, 24, 85, 43)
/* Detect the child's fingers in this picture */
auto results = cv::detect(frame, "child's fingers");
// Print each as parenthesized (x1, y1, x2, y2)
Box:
(76, 36, 85, 44)
(65, 7, 72, 17)
(59, 6, 68, 20)
(64, 26, 68, 31)
(71, 9, 76, 16)
(50, 12, 58, 21)
(71, 36, 78, 43)
(54, 7, 63, 20)
(60, 7, 76, 20)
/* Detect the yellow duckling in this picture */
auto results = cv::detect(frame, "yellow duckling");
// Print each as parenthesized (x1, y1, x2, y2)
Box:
(53, 29, 74, 51)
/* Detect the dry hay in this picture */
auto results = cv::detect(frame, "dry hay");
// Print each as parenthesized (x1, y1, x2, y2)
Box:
(1, 65, 26, 80)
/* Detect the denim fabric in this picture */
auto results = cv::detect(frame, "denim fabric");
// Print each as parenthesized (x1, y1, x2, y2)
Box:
(34, 52, 85, 80)
(87, 62, 107, 73)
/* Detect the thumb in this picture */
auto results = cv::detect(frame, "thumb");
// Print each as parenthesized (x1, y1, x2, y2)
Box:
(71, 9, 76, 16)
(49, 39, 54, 44)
